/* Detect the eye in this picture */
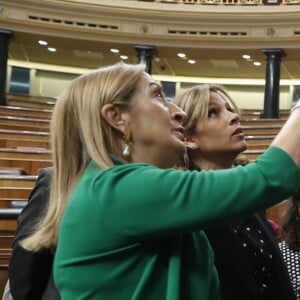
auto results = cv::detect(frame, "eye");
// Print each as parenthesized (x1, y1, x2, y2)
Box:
(208, 108, 218, 118)
(156, 90, 163, 98)
(154, 88, 166, 104)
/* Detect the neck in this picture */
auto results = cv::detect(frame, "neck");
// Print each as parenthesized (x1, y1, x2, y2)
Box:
(131, 144, 180, 169)
(192, 152, 237, 170)
(193, 159, 232, 170)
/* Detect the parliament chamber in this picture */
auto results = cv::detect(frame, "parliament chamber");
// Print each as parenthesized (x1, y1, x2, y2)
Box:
(0, 0, 299, 295)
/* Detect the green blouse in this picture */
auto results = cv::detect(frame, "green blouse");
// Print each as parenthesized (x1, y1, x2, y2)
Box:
(54, 146, 300, 300)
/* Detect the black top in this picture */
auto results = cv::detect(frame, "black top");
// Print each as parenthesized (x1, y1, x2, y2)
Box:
(206, 214, 296, 300)
(8, 167, 60, 300)
(279, 241, 300, 300)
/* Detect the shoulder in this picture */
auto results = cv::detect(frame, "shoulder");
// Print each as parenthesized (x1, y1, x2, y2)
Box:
(279, 241, 289, 251)
(38, 167, 53, 182)
(83, 162, 160, 180)
(279, 241, 300, 260)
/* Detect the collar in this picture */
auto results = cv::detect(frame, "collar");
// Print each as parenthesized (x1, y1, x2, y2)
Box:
(87, 154, 125, 170)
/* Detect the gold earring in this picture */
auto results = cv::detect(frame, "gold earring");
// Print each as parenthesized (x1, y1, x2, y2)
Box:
(183, 149, 189, 169)
(122, 130, 133, 159)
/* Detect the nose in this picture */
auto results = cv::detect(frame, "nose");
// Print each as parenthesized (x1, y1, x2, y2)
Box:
(229, 111, 240, 125)
(167, 102, 187, 124)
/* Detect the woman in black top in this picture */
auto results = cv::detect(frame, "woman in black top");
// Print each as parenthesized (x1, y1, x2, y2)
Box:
(174, 84, 296, 300)
(279, 187, 300, 299)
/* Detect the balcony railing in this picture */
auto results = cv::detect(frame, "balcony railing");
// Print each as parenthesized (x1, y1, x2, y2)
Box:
(139, 0, 300, 5)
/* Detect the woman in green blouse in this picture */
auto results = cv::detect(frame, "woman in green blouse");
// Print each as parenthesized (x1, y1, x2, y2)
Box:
(22, 62, 300, 299)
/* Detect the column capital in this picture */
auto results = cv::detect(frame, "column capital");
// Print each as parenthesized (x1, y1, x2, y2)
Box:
(0, 29, 13, 38)
(262, 48, 286, 59)
(133, 45, 156, 74)
(133, 44, 156, 53)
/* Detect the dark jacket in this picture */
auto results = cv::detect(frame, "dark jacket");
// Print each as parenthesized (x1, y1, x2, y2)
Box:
(8, 167, 59, 300)
(205, 213, 296, 300)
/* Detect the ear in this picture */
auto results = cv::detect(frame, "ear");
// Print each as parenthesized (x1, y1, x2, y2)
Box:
(101, 103, 129, 134)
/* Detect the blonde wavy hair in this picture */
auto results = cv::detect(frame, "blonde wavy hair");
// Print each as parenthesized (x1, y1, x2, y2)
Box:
(173, 84, 241, 169)
(173, 84, 240, 135)
(22, 62, 146, 251)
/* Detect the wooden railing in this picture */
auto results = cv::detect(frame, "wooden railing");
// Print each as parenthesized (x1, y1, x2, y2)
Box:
(140, 0, 300, 5)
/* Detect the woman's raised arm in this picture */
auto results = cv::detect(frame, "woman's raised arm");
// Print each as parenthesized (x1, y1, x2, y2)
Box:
(271, 100, 300, 166)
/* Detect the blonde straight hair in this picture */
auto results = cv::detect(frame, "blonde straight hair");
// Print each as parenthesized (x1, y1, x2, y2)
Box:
(22, 62, 146, 251)
(173, 84, 240, 135)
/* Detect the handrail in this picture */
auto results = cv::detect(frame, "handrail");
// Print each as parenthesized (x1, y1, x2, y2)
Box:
(0, 208, 21, 220)
(148, 0, 300, 5)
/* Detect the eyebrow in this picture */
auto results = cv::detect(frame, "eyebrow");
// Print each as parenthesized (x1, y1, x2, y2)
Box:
(209, 100, 228, 107)
(208, 101, 223, 107)
(149, 81, 162, 89)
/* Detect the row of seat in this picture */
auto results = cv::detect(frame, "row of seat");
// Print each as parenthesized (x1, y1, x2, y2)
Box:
(0, 95, 56, 294)
(0, 93, 290, 198)
(0, 93, 290, 200)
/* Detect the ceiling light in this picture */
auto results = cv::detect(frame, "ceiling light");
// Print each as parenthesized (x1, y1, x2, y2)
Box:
(188, 59, 196, 64)
(177, 53, 186, 58)
(47, 47, 57, 52)
(253, 61, 261, 66)
(110, 48, 119, 53)
(242, 54, 251, 59)
(38, 40, 48, 46)
(120, 55, 128, 60)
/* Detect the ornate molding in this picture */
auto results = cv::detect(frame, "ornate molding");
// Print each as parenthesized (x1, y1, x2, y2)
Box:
(0, 0, 300, 50)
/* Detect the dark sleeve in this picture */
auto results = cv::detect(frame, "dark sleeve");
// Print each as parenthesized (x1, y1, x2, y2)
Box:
(8, 167, 53, 300)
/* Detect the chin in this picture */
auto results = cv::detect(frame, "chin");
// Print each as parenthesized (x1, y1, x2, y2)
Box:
(236, 141, 248, 152)
(242, 143, 248, 152)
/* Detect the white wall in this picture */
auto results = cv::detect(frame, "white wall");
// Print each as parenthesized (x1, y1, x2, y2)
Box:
(224, 85, 291, 110)
(31, 70, 77, 98)
(177, 81, 292, 109)
(6, 65, 294, 110)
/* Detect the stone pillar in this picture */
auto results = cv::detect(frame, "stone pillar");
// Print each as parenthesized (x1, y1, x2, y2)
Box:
(261, 48, 285, 118)
(0, 29, 12, 106)
(133, 45, 156, 74)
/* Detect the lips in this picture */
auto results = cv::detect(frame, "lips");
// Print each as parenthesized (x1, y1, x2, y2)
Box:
(232, 127, 244, 136)
(175, 127, 185, 135)
(174, 126, 185, 140)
